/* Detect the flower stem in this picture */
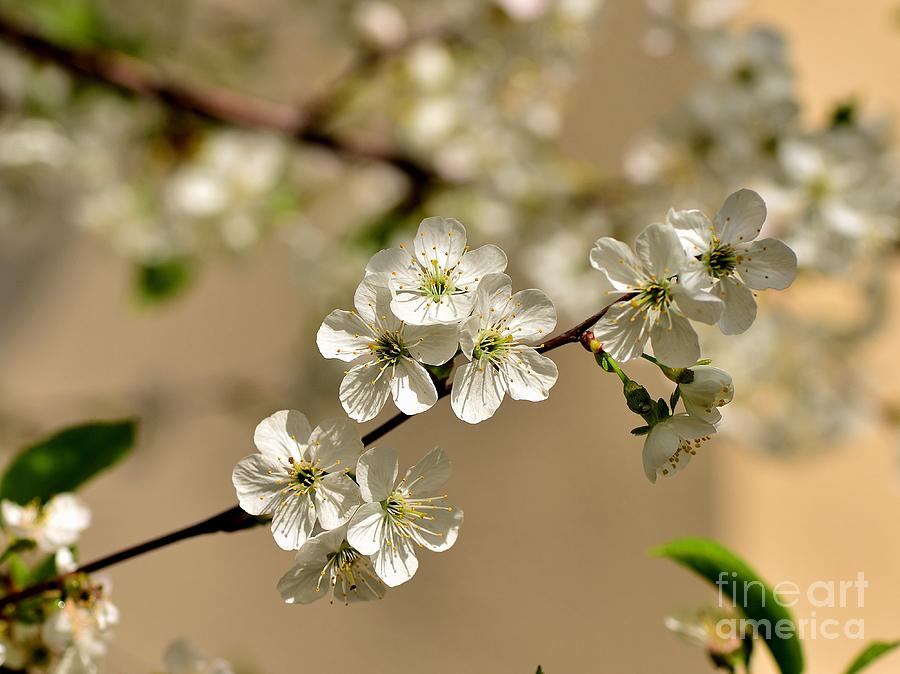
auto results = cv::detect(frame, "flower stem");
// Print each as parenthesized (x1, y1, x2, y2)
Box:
(0, 298, 629, 609)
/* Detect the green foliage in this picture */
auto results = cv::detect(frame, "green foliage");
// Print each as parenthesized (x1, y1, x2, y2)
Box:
(135, 257, 194, 304)
(0, 419, 137, 504)
(652, 537, 804, 674)
(535, 667, 544, 674)
(843, 641, 900, 674)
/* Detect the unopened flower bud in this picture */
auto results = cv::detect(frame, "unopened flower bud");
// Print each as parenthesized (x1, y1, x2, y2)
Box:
(623, 380, 653, 416)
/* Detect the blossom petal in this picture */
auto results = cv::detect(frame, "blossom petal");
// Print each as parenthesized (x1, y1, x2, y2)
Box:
(591, 302, 650, 363)
(308, 417, 363, 469)
(411, 504, 463, 552)
(404, 323, 459, 366)
(316, 310, 372, 362)
(649, 313, 700, 367)
(642, 424, 679, 483)
(315, 473, 363, 529)
(667, 208, 713, 256)
(503, 347, 559, 402)
(735, 238, 797, 290)
(372, 532, 419, 587)
(450, 360, 506, 424)
(671, 285, 723, 325)
(356, 447, 399, 503)
(454, 244, 508, 287)
(232, 454, 285, 515)
(403, 447, 451, 496)
(506, 289, 557, 344)
(390, 359, 438, 415)
(713, 276, 757, 335)
(354, 278, 400, 330)
(365, 247, 414, 282)
(716, 188, 766, 244)
(271, 494, 316, 551)
(469, 272, 512, 320)
(277, 559, 329, 605)
(414, 216, 467, 270)
(635, 223, 686, 279)
(339, 363, 392, 422)
(254, 410, 310, 460)
(589, 237, 643, 290)
(347, 501, 386, 555)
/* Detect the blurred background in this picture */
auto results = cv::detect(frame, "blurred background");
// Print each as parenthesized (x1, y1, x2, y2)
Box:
(0, 0, 898, 672)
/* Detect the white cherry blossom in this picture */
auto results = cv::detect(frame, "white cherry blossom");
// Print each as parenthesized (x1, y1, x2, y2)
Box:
(277, 525, 387, 605)
(451, 273, 558, 424)
(1, 493, 90, 553)
(232, 410, 363, 551)
(590, 223, 723, 367)
(642, 414, 716, 484)
(669, 189, 797, 335)
(678, 365, 734, 424)
(365, 216, 508, 325)
(163, 639, 234, 674)
(317, 279, 459, 422)
(42, 588, 118, 674)
(347, 447, 463, 587)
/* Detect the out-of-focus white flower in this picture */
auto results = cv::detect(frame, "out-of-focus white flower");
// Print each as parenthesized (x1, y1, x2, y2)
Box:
(669, 188, 797, 334)
(590, 223, 723, 366)
(163, 639, 233, 674)
(317, 279, 459, 421)
(495, 0, 552, 22)
(232, 411, 363, 551)
(642, 414, 716, 483)
(277, 525, 387, 605)
(405, 42, 455, 90)
(352, 1, 408, 49)
(0, 119, 70, 168)
(365, 216, 508, 325)
(678, 365, 734, 423)
(42, 591, 118, 674)
(347, 447, 462, 587)
(451, 273, 558, 424)
(1, 493, 90, 553)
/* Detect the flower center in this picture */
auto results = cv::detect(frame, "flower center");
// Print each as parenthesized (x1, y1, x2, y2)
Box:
(369, 331, 407, 365)
(702, 243, 737, 279)
(382, 479, 452, 541)
(288, 458, 323, 495)
(661, 432, 712, 477)
(636, 278, 672, 312)
(473, 328, 514, 363)
(421, 262, 456, 302)
(318, 541, 383, 604)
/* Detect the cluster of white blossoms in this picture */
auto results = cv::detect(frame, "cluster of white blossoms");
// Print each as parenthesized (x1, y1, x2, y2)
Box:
(0, 494, 120, 674)
(589, 188, 796, 482)
(232, 409, 463, 603)
(317, 217, 560, 424)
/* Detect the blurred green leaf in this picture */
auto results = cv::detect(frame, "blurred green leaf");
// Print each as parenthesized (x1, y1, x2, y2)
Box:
(843, 641, 900, 674)
(535, 667, 544, 674)
(6, 552, 31, 588)
(28, 553, 60, 584)
(652, 537, 804, 674)
(135, 258, 194, 304)
(0, 419, 137, 504)
(0, 539, 36, 564)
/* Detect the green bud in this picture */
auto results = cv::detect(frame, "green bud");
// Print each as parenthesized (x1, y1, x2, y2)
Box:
(623, 380, 653, 416)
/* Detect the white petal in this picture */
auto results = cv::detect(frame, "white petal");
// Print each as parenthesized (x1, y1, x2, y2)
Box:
(716, 188, 766, 244)
(354, 278, 400, 330)
(667, 208, 713, 256)
(254, 410, 310, 460)
(316, 310, 372, 362)
(642, 424, 680, 483)
(454, 244, 508, 287)
(347, 501, 385, 555)
(271, 494, 317, 551)
(308, 417, 363, 469)
(372, 532, 419, 587)
(314, 473, 362, 529)
(457, 314, 481, 359)
(413, 216, 467, 270)
(277, 558, 329, 605)
(591, 302, 650, 363)
(635, 223, 686, 278)
(404, 323, 459, 366)
(503, 347, 559, 402)
(390, 282, 473, 326)
(390, 358, 438, 415)
(469, 272, 513, 319)
(365, 247, 414, 281)
(231, 454, 285, 516)
(403, 447, 451, 496)
(713, 276, 757, 335)
(412, 505, 463, 552)
(506, 289, 557, 344)
(356, 447, 399, 502)
(339, 363, 392, 422)
(649, 313, 700, 367)
(680, 366, 734, 424)
(671, 285, 723, 325)
(735, 238, 797, 290)
(589, 237, 643, 290)
(450, 360, 506, 424)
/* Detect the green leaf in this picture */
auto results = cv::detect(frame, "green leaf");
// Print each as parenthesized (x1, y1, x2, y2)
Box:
(652, 537, 804, 674)
(843, 641, 900, 674)
(0, 419, 137, 504)
(535, 667, 544, 674)
(135, 258, 194, 304)
(29, 553, 61, 585)
(6, 553, 31, 588)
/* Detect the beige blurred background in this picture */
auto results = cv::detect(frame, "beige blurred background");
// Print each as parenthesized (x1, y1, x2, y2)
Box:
(1, 1, 899, 672)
